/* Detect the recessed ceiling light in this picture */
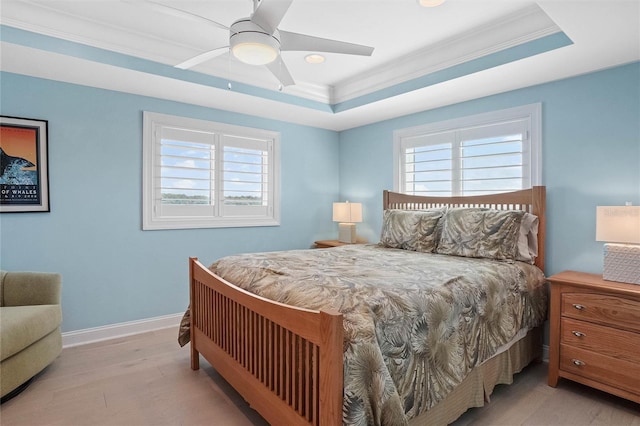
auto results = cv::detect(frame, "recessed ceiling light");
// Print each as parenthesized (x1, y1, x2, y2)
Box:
(418, 0, 446, 7)
(305, 54, 325, 64)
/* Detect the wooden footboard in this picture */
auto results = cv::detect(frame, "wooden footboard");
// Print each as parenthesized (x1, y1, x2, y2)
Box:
(189, 257, 343, 426)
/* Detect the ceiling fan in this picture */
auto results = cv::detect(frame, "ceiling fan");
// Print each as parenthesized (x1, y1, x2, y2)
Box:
(148, 0, 374, 87)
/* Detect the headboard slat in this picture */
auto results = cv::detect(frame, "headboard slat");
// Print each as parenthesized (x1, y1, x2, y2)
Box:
(382, 187, 546, 272)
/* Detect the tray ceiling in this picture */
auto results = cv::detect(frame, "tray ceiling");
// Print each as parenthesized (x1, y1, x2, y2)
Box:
(1, 0, 639, 130)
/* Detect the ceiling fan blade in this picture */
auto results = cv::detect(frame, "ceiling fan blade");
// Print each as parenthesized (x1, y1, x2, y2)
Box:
(280, 31, 374, 56)
(142, 0, 229, 31)
(266, 57, 295, 87)
(175, 46, 229, 69)
(251, 0, 293, 34)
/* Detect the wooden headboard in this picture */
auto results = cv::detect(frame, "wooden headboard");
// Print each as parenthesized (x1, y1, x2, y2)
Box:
(382, 186, 546, 272)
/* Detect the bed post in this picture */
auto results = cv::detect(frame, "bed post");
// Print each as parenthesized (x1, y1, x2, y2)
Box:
(319, 310, 343, 426)
(189, 257, 200, 371)
(532, 186, 546, 272)
(382, 190, 390, 211)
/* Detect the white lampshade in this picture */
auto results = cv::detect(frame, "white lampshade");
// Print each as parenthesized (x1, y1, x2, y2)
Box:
(596, 206, 640, 244)
(333, 202, 362, 223)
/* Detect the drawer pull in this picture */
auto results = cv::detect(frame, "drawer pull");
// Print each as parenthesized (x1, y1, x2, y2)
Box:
(571, 359, 586, 367)
(571, 330, 586, 337)
(572, 304, 586, 311)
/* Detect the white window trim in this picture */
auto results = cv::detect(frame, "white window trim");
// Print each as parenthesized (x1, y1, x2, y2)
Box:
(142, 112, 280, 230)
(393, 103, 542, 194)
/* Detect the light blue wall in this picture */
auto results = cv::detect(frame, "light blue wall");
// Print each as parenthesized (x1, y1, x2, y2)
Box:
(2, 62, 639, 333)
(0, 72, 340, 332)
(339, 62, 640, 276)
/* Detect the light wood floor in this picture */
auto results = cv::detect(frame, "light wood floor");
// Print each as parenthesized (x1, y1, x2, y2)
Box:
(1, 327, 638, 426)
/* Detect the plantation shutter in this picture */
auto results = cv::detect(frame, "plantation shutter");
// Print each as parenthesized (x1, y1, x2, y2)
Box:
(457, 119, 529, 194)
(156, 126, 216, 219)
(399, 117, 532, 196)
(401, 131, 455, 196)
(220, 134, 272, 218)
(143, 111, 280, 230)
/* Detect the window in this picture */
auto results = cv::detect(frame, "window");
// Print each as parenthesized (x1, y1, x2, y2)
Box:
(143, 112, 280, 230)
(394, 104, 541, 196)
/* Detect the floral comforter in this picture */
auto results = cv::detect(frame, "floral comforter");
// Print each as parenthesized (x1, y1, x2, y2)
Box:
(180, 244, 547, 426)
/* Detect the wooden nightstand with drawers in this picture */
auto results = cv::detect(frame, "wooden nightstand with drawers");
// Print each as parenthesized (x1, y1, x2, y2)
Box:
(548, 271, 640, 403)
(314, 240, 362, 248)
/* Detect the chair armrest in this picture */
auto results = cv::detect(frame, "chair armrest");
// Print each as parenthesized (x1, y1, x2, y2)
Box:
(2, 272, 62, 306)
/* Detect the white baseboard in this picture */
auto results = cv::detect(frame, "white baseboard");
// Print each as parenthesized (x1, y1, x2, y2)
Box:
(61, 314, 553, 362)
(62, 312, 183, 348)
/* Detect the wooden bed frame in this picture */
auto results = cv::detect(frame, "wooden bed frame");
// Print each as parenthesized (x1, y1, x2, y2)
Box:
(189, 186, 546, 426)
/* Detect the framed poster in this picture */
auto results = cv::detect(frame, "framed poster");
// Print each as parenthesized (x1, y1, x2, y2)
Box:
(0, 116, 50, 212)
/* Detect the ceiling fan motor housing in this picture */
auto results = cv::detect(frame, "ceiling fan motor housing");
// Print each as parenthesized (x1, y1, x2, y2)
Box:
(230, 19, 281, 65)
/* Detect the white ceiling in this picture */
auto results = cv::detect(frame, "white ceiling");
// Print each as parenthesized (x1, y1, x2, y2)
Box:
(1, 0, 639, 130)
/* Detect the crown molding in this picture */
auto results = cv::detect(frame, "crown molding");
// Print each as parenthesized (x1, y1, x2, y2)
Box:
(284, 81, 332, 104)
(1, 2, 192, 66)
(332, 4, 561, 104)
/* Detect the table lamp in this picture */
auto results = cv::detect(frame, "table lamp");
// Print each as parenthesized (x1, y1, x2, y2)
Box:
(333, 201, 362, 243)
(596, 204, 640, 284)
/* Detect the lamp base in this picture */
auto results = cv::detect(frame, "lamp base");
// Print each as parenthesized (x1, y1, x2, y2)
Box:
(603, 243, 640, 285)
(338, 223, 356, 244)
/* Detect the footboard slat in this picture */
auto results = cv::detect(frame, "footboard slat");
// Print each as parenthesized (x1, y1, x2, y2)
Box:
(189, 258, 343, 426)
(285, 329, 291, 405)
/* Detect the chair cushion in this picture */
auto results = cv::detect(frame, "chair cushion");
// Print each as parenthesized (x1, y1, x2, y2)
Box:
(0, 305, 62, 361)
(1, 272, 61, 306)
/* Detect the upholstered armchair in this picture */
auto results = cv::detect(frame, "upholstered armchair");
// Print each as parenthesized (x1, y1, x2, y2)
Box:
(0, 271, 62, 401)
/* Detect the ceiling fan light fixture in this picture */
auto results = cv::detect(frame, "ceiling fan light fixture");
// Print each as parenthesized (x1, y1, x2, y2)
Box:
(418, 0, 446, 7)
(232, 41, 278, 65)
(305, 54, 325, 64)
(230, 20, 280, 65)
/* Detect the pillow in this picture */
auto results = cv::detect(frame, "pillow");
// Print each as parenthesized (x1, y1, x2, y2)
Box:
(516, 213, 539, 264)
(436, 208, 525, 261)
(379, 208, 445, 252)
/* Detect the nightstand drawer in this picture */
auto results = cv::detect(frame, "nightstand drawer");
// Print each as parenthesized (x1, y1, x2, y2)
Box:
(560, 344, 640, 395)
(561, 317, 640, 364)
(561, 292, 640, 332)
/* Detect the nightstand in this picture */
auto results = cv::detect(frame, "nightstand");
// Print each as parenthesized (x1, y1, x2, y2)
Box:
(547, 271, 640, 403)
(314, 240, 361, 248)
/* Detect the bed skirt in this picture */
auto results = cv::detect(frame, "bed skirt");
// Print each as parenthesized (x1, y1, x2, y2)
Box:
(409, 327, 542, 426)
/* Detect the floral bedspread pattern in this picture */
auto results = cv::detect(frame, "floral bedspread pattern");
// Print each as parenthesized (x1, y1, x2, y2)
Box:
(183, 245, 547, 426)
